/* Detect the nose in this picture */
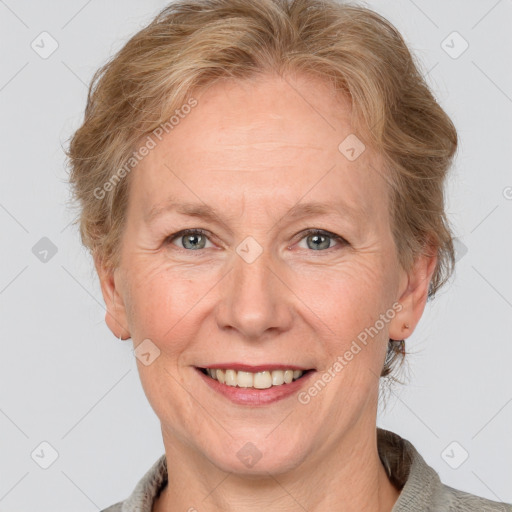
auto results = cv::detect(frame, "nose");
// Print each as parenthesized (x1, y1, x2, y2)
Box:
(215, 245, 294, 341)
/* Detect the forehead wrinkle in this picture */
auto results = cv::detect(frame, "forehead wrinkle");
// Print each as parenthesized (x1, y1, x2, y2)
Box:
(216, 142, 324, 151)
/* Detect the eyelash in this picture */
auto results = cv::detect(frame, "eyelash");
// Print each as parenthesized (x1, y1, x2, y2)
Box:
(164, 228, 348, 253)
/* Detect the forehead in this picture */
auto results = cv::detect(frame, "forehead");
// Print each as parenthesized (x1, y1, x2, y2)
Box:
(129, 73, 388, 225)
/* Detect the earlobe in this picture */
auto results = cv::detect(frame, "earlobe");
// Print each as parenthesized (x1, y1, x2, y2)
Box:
(388, 249, 437, 341)
(94, 254, 130, 340)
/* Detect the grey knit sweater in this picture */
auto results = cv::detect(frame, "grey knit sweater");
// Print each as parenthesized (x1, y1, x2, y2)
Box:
(101, 428, 511, 511)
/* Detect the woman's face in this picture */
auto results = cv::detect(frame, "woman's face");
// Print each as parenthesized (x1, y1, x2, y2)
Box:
(98, 73, 432, 475)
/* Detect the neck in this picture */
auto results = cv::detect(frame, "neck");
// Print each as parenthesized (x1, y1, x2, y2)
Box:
(154, 422, 401, 512)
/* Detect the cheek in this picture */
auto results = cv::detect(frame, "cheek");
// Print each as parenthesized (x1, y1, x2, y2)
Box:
(299, 258, 397, 381)
(122, 261, 203, 351)
(299, 259, 392, 330)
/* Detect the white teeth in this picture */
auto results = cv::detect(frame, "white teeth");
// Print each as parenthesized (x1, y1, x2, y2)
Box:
(237, 371, 253, 388)
(225, 369, 237, 387)
(203, 368, 305, 388)
(254, 371, 272, 389)
(272, 370, 285, 386)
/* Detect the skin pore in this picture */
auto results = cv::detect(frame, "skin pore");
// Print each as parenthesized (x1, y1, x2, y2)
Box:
(96, 71, 436, 511)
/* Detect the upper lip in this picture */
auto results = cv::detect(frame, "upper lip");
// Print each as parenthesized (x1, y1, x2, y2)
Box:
(197, 363, 313, 372)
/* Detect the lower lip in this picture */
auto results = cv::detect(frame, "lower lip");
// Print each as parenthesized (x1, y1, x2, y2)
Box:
(195, 367, 316, 405)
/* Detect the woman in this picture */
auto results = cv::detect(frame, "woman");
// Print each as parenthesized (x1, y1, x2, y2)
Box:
(66, 0, 511, 510)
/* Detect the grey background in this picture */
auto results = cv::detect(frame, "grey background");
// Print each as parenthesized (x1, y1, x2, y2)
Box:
(0, 0, 511, 510)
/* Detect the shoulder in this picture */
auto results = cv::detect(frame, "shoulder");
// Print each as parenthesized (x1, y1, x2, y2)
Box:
(100, 502, 123, 512)
(377, 428, 512, 512)
(437, 484, 512, 512)
(99, 453, 168, 512)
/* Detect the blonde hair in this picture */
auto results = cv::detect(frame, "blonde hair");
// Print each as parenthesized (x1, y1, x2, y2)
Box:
(66, 0, 458, 379)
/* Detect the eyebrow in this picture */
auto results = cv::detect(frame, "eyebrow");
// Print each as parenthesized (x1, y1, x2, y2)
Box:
(144, 199, 361, 228)
(286, 201, 360, 221)
(145, 201, 229, 227)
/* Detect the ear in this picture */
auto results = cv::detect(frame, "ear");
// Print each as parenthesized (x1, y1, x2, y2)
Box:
(94, 253, 130, 340)
(388, 246, 437, 341)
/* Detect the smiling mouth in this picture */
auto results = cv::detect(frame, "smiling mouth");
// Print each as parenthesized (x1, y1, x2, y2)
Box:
(198, 367, 313, 389)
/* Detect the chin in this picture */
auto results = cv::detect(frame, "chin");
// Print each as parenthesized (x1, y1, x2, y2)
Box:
(203, 436, 308, 476)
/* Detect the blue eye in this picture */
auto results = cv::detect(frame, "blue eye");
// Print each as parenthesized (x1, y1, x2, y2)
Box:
(165, 228, 348, 252)
(297, 229, 348, 251)
(166, 229, 213, 250)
